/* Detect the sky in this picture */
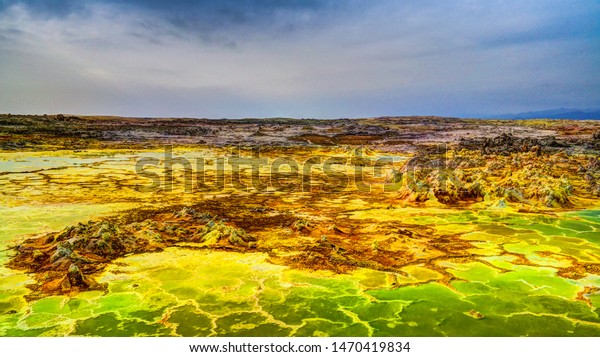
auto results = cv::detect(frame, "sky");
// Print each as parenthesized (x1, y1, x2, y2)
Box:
(0, 0, 599, 118)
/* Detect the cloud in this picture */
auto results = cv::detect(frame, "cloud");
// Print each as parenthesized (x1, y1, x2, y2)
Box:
(0, 0, 82, 17)
(0, 0, 599, 117)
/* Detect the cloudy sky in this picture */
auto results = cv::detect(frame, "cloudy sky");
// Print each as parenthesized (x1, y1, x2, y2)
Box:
(0, 0, 599, 118)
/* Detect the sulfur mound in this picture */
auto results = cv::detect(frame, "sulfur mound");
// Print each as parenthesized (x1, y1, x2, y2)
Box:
(8, 207, 256, 299)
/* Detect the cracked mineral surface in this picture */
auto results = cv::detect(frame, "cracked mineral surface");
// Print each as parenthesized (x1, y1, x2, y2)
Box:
(1, 114, 600, 336)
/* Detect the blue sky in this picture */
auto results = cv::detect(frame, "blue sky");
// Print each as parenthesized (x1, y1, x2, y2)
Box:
(0, 0, 599, 118)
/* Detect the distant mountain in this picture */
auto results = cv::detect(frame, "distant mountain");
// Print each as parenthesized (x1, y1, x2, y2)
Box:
(485, 108, 600, 120)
